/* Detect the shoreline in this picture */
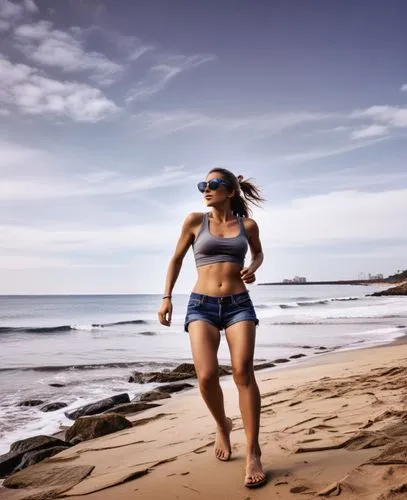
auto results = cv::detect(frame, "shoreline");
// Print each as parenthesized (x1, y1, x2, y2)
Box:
(1, 325, 406, 452)
(2, 335, 406, 499)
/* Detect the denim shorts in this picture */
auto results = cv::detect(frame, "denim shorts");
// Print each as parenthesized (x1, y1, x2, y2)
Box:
(184, 291, 259, 333)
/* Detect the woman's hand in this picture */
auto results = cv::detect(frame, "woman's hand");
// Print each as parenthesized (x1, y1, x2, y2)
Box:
(240, 267, 256, 284)
(158, 298, 173, 326)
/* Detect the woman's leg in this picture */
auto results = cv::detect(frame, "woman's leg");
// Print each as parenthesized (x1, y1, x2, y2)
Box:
(188, 320, 232, 460)
(225, 321, 265, 485)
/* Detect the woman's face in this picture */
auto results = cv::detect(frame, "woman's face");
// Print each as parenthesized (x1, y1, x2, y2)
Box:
(202, 172, 233, 207)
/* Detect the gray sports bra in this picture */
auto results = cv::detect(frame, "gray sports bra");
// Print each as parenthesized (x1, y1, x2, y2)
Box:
(193, 212, 249, 268)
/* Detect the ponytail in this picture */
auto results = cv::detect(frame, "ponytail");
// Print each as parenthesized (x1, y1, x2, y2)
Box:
(208, 168, 265, 217)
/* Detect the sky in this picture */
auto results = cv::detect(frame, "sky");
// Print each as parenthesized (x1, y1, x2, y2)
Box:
(0, 0, 407, 294)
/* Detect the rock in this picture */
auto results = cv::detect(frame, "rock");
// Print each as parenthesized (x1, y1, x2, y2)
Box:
(128, 363, 231, 384)
(370, 282, 407, 296)
(138, 390, 171, 402)
(49, 383, 66, 387)
(17, 400, 44, 407)
(64, 393, 130, 420)
(40, 402, 68, 412)
(10, 435, 69, 456)
(3, 462, 94, 495)
(301, 345, 312, 349)
(156, 383, 194, 394)
(127, 371, 145, 383)
(65, 414, 132, 443)
(0, 435, 70, 478)
(253, 362, 275, 371)
(273, 358, 290, 364)
(103, 402, 161, 415)
(14, 446, 68, 472)
(171, 363, 197, 376)
(128, 371, 191, 384)
(218, 365, 232, 376)
(290, 354, 307, 359)
(0, 452, 23, 478)
(143, 372, 194, 383)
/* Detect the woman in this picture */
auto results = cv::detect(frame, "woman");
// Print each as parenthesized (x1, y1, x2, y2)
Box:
(158, 168, 266, 488)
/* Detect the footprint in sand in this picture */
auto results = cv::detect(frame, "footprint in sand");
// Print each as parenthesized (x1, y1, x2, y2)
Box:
(290, 485, 311, 493)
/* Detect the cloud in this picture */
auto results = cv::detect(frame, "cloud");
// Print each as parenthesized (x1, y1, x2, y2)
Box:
(0, 223, 180, 255)
(351, 124, 389, 140)
(400, 84, 407, 92)
(0, 0, 37, 24)
(361, 105, 407, 127)
(0, 0, 23, 19)
(81, 26, 154, 62)
(351, 105, 407, 129)
(0, 18, 10, 30)
(1, 188, 406, 266)
(0, 152, 196, 200)
(24, 0, 38, 13)
(255, 188, 407, 247)
(14, 20, 124, 85)
(0, 255, 69, 269)
(266, 168, 407, 192)
(274, 137, 386, 164)
(0, 54, 119, 121)
(126, 54, 216, 102)
(133, 109, 333, 137)
(0, 141, 49, 172)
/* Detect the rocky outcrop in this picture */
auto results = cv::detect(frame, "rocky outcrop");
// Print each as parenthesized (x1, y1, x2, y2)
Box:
(103, 402, 161, 415)
(156, 382, 194, 394)
(64, 393, 130, 420)
(40, 402, 68, 412)
(0, 435, 71, 478)
(370, 282, 407, 296)
(65, 414, 132, 443)
(15, 446, 69, 472)
(253, 362, 275, 371)
(2, 462, 94, 498)
(128, 371, 192, 383)
(128, 360, 283, 385)
(128, 363, 231, 384)
(138, 390, 171, 402)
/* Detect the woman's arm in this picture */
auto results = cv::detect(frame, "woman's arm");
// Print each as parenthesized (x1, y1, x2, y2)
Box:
(158, 213, 201, 326)
(241, 218, 264, 284)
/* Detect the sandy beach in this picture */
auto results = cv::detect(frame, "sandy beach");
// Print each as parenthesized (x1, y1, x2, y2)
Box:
(1, 336, 406, 500)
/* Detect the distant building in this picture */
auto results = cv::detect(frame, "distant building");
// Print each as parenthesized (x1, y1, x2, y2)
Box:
(283, 276, 307, 284)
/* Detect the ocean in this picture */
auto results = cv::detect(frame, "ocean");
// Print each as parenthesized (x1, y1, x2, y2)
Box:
(1, 284, 406, 455)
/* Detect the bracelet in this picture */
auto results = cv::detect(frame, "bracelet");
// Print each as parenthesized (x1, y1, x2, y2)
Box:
(162, 295, 172, 300)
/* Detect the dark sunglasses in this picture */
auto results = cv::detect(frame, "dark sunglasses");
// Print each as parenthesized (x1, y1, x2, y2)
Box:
(197, 178, 230, 193)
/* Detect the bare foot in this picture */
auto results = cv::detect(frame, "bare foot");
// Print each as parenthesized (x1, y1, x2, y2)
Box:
(215, 417, 233, 461)
(244, 452, 266, 488)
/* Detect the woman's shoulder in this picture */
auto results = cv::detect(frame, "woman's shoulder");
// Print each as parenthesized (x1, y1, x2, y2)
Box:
(242, 216, 258, 227)
(241, 217, 259, 233)
(183, 212, 206, 228)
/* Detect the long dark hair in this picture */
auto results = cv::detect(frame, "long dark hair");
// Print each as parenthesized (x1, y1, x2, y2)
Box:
(208, 168, 265, 217)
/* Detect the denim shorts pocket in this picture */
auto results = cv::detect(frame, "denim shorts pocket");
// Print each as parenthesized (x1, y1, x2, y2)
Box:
(234, 295, 252, 307)
(188, 298, 202, 308)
